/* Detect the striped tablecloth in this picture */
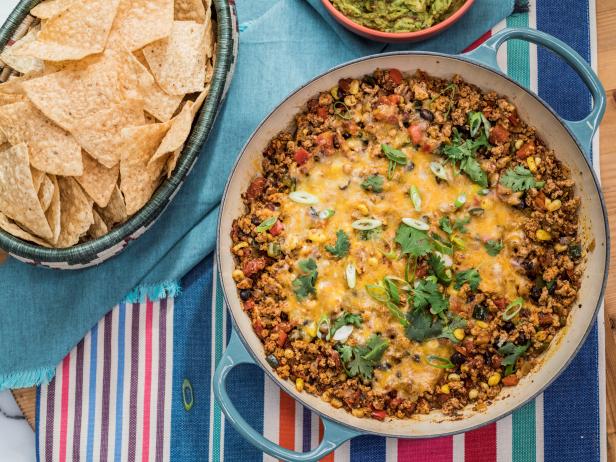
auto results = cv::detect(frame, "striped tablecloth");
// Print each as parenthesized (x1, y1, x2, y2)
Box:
(35, 0, 606, 460)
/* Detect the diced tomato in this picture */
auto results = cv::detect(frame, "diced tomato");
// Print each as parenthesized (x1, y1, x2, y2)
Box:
(388, 68, 403, 85)
(378, 94, 401, 106)
(317, 106, 329, 119)
(253, 317, 263, 334)
(246, 176, 266, 200)
(489, 124, 510, 144)
(415, 264, 428, 278)
(508, 111, 520, 126)
(243, 299, 255, 311)
(269, 220, 284, 236)
(277, 330, 288, 347)
(502, 374, 519, 387)
(242, 257, 266, 277)
(408, 124, 424, 145)
(316, 131, 334, 149)
(371, 410, 388, 421)
(494, 297, 507, 310)
(344, 121, 360, 136)
(293, 148, 311, 166)
(491, 355, 502, 368)
(516, 142, 535, 159)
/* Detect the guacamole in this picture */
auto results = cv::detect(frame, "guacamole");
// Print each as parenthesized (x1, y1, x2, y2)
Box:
(331, 0, 465, 33)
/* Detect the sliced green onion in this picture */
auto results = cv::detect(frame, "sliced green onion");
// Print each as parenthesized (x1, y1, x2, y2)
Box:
(256, 216, 277, 233)
(430, 162, 449, 181)
(478, 188, 490, 196)
(426, 355, 455, 369)
(402, 217, 429, 231)
(289, 191, 318, 205)
(352, 218, 382, 230)
(386, 301, 409, 327)
(409, 185, 422, 211)
(317, 313, 330, 340)
(366, 284, 389, 303)
(346, 263, 356, 289)
(451, 235, 466, 250)
(381, 144, 408, 165)
(319, 208, 335, 220)
(469, 207, 484, 217)
(469, 111, 482, 137)
(182, 378, 194, 411)
(384, 275, 412, 291)
(379, 240, 398, 260)
(480, 113, 492, 138)
(425, 275, 438, 284)
(334, 101, 352, 119)
(503, 297, 524, 321)
(454, 194, 467, 208)
(267, 242, 281, 258)
(434, 251, 453, 268)
(332, 324, 354, 342)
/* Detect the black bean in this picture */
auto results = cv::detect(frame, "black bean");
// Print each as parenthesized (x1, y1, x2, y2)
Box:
(342, 132, 351, 139)
(515, 332, 527, 345)
(530, 285, 542, 302)
(419, 108, 434, 122)
(569, 244, 582, 260)
(472, 304, 489, 320)
(502, 321, 515, 332)
(450, 352, 466, 366)
(239, 289, 252, 301)
(266, 354, 279, 368)
(405, 160, 415, 171)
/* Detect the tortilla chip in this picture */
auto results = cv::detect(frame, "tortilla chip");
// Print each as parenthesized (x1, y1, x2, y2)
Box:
(0, 101, 83, 175)
(56, 177, 94, 248)
(174, 0, 207, 23)
(0, 143, 53, 240)
(38, 175, 55, 212)
(16, 0, 121, 61)
(142, 20, 208, 95)
(88, 209, 108, 239)
(165, 144, 184, 178)
(0, 29, 45, 75)
(0, 212, 51, 247)
(0, 93, 25, 106)
(119, 123, 170, 215)
(0, 76, 27, 96)
(45, 175, 61, 245)
(96, 185, 127, 226)
(31, 0, 78, 19)
(75, 152, 119, 208)
(31, 167, 45, 191)
(107, 0, 174, 52)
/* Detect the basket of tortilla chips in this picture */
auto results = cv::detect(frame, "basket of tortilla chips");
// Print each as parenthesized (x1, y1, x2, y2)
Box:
(0, 0, 237, 269)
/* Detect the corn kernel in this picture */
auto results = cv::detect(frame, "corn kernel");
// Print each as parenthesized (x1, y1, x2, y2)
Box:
(488, 373, 501, 387)
(546, 199, 562, 212)
(344, 95, 357, 107)
(461, 364, 470, 373)
(368, 257, 378, 266)
(233, 242, 248, 252)
(357, 203, 369, 215)
(554, 243, 567, 253)
(536, 229, 552, 241)
(453, 328, 466, 341)
(308, 231, 326, 243)
(480, 382, 489, 390)
(448, 373, 461, 382)
(534, 156, 541, 166)
(330, 398, 343, 409)
(351, 408, 365, 418)
(349, 79, 360, 95)
(526, 156, 537, 173)
(306, 322, 317, 338)
(330, 86, 339, 99)
(440, 384, 450, 394)
(295, 378, 304, 392)
(284, 349, 294, 359)
(476, 320, 489, 329)
(515, 139, 524, 150)
(232, 269, 244, 281)
(468, 389, 479, 400)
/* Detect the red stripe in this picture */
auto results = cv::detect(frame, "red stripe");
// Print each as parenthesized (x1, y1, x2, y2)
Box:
(278, 391, 296, 451)
(141, 300, 154, 462)
(58, 355, 71, 462)
(463, 30, 493, 52)
(465, 423, 497, 461)
(318, 420, 334, 462)
(398, 436, 453, 461)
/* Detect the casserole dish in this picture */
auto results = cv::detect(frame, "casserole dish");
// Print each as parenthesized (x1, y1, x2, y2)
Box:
(215, 28, 607, 461)
(0, 0, 238, 269)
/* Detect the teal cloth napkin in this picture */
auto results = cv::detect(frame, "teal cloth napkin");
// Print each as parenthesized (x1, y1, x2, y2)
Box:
(0, 0, 513, 389)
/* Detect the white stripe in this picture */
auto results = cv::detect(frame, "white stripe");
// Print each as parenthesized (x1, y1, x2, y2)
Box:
(107, 307, 120, 461)
(334, 440, 351, 462)
(38, 374, 48, 462)
(208, 264, 219, 462)
(121, 304, 133, 462)
(535, 393, 545, 462)
(452, 433, 465, 461)
(294, 402, 303, 453)
(135, 302, 147, 462)
(52, 356, 63, 462)
(220, 303, 228, 461)
(493, 19, 508, 74)
(163, 298, 174, 462)
(385, 437, 397, 461)
(65, 348, 77, 462)
(496, 415, 513, 462)
(262, 378, 280, 462)
(92, 315, 106, 461)
(310, 413, 319, 449)
(148, 301, 161, 461)
(80, 331, 92, 462)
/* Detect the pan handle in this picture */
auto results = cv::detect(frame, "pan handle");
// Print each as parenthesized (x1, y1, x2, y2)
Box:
(213, 329, 359, 462)
(463, 27, 606, 153)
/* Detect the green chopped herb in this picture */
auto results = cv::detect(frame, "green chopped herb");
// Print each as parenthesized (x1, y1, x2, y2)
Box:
(441, 129, 489, 187)
(382, 144, 408, 179)
(454, 268, 481, 291)
(292, 258, 318, 301)
(409, 185, 422, 211)
(361, 174, 384, 193)
(329, 311, 363, 340)
(428, 253, 452, 285)
(395, 223, 433, 257)
(414, 278, 448, 315)
(499, 342, 530, 375)
(325, 229, 350, 258)
(500, 166, 545, 192)
(426, 355, 455, 369)
(359, 227, 382, 241)
(255, 216, 277, 233)
(336, 335, 389, 381)
(439, 315, 467, 343)
(484, 239, 504, 256)
(453, 216, 470, 233)
(405, 308, 444, 342)
(439, 216, 453, 234)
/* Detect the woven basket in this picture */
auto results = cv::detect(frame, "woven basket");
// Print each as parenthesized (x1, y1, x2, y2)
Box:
(0, 0, 238, 269)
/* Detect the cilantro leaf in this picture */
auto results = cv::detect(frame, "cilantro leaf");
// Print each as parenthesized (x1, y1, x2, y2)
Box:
(405, 308, 444, 342)
(395, 223, 433, 257)
(414, 278, 449, 314)
(431, 232, 454, 255)
(453, 216, 470, 233)
(460, 155, 488, 187)
(439, 217, 453, 234)
(381, 144, 408, 165)
(332, 311, 363, 332)
(498, 342, 530, 375)
(292, 258, 318, 301)
(454, 268, 481, 291)
(500, 166, 545, 192)
(428, 253, 452, 285)
(337, 344, 353, 363)
(361, 174, 384, 193)
(484, 239, 504, 256)
(441, 129, 489, 187)
(439, 315, 467, 343)
(336, 335, 389, 381)
(363, 335, 389, 362)
(325, 230, 350, 258)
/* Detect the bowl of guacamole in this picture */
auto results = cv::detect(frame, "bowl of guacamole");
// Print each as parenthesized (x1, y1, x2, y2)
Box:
(322, 0, 473, 42)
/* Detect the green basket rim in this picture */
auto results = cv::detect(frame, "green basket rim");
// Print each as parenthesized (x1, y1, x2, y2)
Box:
(0, 0, 236, 264)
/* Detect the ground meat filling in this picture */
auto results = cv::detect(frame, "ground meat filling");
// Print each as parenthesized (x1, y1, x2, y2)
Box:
(230, 69, 585, 420)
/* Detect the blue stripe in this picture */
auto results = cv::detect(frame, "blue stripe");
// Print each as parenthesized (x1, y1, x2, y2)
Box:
(114, 304, 126, 462)
(350, 435, 387, 461)
(169, 256, 214, 459)
(302, 407, 312, 452)
(86, 324, 98, 462)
